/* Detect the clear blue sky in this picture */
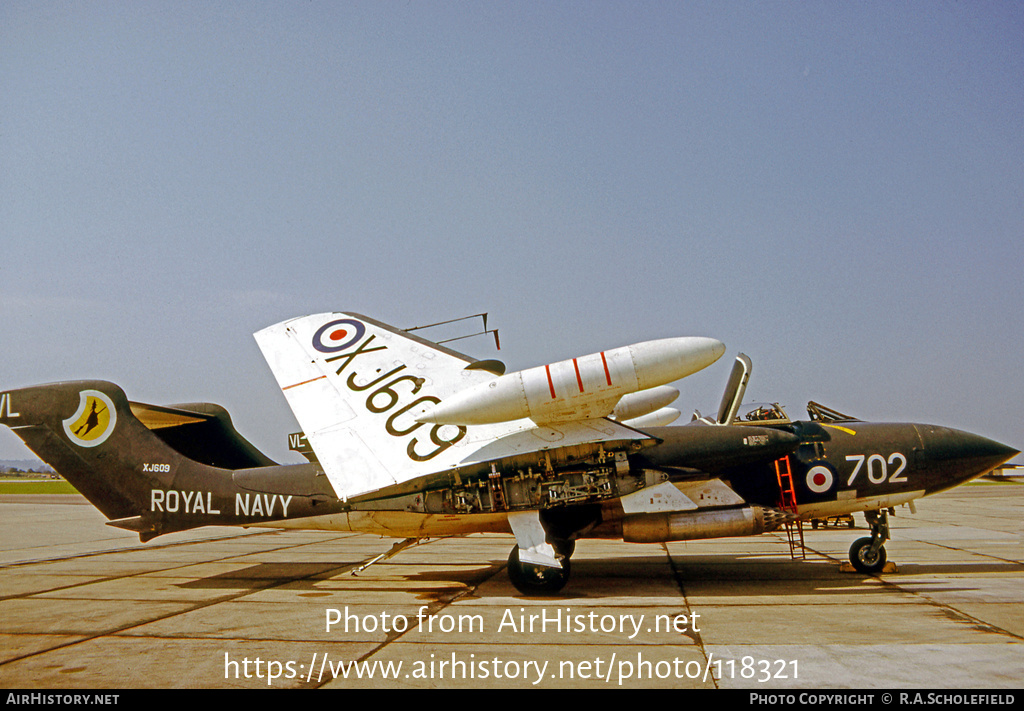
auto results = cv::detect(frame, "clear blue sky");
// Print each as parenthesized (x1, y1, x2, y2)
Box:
(2, 2, 1021, 463)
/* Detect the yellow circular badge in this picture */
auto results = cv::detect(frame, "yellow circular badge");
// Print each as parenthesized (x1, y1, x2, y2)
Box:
(63, 390, 117, 448)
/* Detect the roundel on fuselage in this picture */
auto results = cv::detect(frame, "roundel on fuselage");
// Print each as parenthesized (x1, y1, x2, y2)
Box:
(806, 464, 835, 494)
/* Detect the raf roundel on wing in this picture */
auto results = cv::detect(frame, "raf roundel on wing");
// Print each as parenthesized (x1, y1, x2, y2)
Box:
(312, 319, 366, 353)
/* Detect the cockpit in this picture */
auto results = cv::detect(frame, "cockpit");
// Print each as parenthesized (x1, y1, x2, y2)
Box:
(733, 402, 790, 425)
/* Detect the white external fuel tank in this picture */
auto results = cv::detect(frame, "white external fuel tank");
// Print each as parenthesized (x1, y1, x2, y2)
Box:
(620, 407, 681, 428)
(611, 385, 680, 422)
(416, 337, 725, 426)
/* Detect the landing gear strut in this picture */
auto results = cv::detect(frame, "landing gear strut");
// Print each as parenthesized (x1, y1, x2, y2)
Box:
(849, 509, 889, 574)
(507, 539, 574, 595)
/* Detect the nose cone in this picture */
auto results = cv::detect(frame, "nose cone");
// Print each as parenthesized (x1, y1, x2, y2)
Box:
(630, 337, 727, 389)
(698, 337, 726, 362)
(919, 425, 1019, 494)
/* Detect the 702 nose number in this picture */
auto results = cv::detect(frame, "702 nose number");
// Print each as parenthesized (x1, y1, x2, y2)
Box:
(845, 453, 907, 486)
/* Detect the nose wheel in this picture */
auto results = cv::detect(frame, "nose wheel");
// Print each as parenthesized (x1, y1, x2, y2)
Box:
(849, 509, 890, 574)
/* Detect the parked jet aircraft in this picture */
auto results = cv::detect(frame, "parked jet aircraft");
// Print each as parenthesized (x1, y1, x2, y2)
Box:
(1, 313, 1016, 594)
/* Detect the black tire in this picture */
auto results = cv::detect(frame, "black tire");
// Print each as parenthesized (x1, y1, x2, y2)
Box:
(849, 537, 887, 574)
(507, 546, 570, 595)
(551, 538, 576, 559)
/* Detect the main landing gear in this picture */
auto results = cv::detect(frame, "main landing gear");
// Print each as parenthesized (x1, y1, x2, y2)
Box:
(848, 509, 890, 574)
(507, 539, 575, 595)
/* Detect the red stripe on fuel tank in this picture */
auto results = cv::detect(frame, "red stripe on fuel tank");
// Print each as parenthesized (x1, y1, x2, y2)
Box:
(573, 358, 584, 392)
(600, 352, 613, 386)
(545, 365, 557, 399)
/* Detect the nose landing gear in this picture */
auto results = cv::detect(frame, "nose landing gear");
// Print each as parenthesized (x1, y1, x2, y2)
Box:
(849, 509, 890, 574)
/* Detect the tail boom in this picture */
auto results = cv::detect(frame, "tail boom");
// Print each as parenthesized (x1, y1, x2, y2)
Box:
(1, 381, 306, 540)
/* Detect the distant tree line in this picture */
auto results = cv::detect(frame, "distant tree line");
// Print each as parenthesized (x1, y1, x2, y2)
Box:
(1, 464, 57, 477)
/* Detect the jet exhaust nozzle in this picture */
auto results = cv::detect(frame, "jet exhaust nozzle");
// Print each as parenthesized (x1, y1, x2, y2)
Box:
(621, 506, 794, 543)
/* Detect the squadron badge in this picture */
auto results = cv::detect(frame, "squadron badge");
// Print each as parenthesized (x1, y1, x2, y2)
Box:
(63, 390, 117, 448)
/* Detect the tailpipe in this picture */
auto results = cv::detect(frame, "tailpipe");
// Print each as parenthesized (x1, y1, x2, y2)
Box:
(621, 506, 794, 543)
